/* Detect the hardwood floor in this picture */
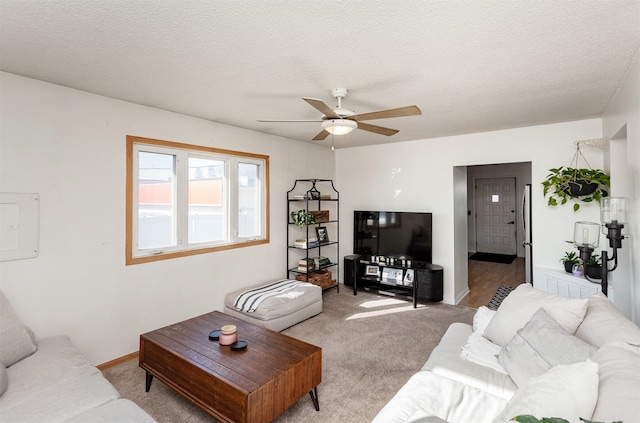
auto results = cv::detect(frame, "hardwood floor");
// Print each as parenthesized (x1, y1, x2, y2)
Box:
(458, 256, 526, 308)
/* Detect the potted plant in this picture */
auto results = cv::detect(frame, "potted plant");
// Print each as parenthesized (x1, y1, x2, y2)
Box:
(290, 209, 316, 228)
(585, 253, 603, 279)
(560, 251, 580, 273)
(541, 167, 610, 212)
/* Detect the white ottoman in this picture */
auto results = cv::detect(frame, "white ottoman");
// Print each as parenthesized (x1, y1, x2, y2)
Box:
(224, 280, 323, 332)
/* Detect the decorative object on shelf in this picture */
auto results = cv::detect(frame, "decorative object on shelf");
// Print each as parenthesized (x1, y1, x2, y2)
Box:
(313, 256, 331, 268)
(541, 142, 610, 211)
(296, 270, 334, 289)
(570, 197, 629, 296)
(298, 258, 316, 272)
(290, 209, 316, 228)
(571, 263, 584, 277)
(316, 226, 329, 243)
(309, 209, 330, 222)
(366, 265, 380, 276)
(560, 251, 580, 273)
(381, 267, 403, 285)
(403, 269, 414, 286)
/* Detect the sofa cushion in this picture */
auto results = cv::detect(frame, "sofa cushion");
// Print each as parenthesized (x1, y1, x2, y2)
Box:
(483, 283, 588, 347)
(405, 410, 450, 423)
(575, 293, 640, 348)
(371, 370, 507, 423)
(0, 363, 7, 396)
(498, 308, 597, 387)
(63, 399, 156, 423)
(590, 341, 640, 423)
(424, 323, 516, 400)
(0, 336, 120, 422)
(0, 290, 37, 367)
(494, 360, 599, 423)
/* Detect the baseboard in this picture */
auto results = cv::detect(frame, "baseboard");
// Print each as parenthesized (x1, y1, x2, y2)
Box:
(97, 351, 138, 371)
(455, 288, 470, 305)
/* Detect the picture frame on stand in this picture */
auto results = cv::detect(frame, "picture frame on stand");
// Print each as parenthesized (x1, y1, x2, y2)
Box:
(316, 226, 329, 243)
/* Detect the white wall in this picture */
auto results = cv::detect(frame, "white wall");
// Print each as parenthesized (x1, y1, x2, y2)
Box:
(0, 72, 336, 364)
(336, 119, 606, 305)
(602, 50, 640, 323)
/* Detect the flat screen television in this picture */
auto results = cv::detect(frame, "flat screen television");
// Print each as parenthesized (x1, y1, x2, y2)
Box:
(354, 211, 433, 263)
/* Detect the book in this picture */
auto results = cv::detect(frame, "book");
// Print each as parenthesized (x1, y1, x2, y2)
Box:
(313, 256, 331, 267)
(294, 237, 318, 249)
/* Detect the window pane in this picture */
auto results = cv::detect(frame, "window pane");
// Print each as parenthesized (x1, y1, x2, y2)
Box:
(238, 162, 260, 238)
(138, 151, 175, 249)
(188, 157, 225, 243)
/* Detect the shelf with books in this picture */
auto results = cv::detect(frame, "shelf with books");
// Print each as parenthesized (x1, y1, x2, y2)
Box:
(286, 179, 339, 292)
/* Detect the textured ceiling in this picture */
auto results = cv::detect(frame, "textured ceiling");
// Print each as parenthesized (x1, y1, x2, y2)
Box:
(1, 1, 638, 149)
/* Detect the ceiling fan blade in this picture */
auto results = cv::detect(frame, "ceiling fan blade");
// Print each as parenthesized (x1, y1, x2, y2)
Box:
(257, 119, 322, 122)
(350, 105, 422, 122)
(312, 130, 330, 141)
(302, 97, 341, 119)
(357, 122, 399, 136)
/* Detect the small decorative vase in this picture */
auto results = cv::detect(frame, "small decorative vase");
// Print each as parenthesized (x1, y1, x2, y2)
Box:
(572, 263, 584, 277)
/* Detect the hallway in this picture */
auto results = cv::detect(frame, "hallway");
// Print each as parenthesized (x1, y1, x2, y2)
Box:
(458, 257, 526, 308)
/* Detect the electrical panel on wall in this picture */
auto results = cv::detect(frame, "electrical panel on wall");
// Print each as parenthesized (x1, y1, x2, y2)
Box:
(0, 193, 39, 262)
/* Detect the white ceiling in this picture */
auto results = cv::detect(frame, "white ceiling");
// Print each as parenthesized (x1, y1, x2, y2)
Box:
(1, 1, 639, 149)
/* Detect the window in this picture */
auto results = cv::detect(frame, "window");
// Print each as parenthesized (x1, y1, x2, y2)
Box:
(126, 136, 269, 265)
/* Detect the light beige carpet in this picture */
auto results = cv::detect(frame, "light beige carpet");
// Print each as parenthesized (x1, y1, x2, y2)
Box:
(103, 288, 476, 423)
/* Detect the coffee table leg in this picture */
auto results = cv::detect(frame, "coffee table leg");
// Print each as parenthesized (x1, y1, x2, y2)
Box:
(309, 386, 319, 411)
(145, 371, 154, 392)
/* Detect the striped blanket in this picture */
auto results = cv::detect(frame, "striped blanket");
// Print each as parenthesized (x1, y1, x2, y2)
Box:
(233, 279, 311, 313)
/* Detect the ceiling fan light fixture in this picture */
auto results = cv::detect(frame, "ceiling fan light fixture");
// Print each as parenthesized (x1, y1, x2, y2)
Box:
(322, 119, 357, 135)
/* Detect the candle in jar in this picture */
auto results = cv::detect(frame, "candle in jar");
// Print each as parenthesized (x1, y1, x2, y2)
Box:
(219, 325, 237, 345)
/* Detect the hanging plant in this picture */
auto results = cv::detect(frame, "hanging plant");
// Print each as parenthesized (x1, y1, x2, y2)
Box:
(541, 142, 610, 212)
(290, 210, 316, 228)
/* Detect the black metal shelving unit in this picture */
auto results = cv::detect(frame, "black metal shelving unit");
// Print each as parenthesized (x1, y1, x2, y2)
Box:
(287, 179, 339, 292)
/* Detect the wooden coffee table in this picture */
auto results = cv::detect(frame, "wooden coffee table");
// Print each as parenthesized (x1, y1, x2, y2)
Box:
(139, 311, 322, 423)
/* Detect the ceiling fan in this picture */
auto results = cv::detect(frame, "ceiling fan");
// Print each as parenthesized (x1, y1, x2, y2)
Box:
(257, 88, 422, 141)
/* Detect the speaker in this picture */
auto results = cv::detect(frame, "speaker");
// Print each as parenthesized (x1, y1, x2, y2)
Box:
(415, 264, 443, 302)
(343, 255, 361, 287)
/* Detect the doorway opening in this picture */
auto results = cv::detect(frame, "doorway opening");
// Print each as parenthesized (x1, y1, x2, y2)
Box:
(459, 162, 531, 308)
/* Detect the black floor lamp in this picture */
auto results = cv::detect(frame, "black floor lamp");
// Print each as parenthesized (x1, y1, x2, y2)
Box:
(573, 198, 629, 297)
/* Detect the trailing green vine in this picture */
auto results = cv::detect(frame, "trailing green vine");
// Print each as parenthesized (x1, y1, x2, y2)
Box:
(541, 166, 609, 212)
(290, 210, 315, 228)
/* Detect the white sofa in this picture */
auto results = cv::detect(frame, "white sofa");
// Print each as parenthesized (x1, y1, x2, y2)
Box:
(372, 284, 640, 423)
(0, 290, 155, 422)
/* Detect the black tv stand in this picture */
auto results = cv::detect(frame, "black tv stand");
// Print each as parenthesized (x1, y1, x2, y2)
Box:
(350, 256, 443, 307)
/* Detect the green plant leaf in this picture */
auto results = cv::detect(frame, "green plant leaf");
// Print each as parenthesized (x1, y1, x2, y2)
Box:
(512, 416, 541, 423)
(541, 167, 610, 212)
